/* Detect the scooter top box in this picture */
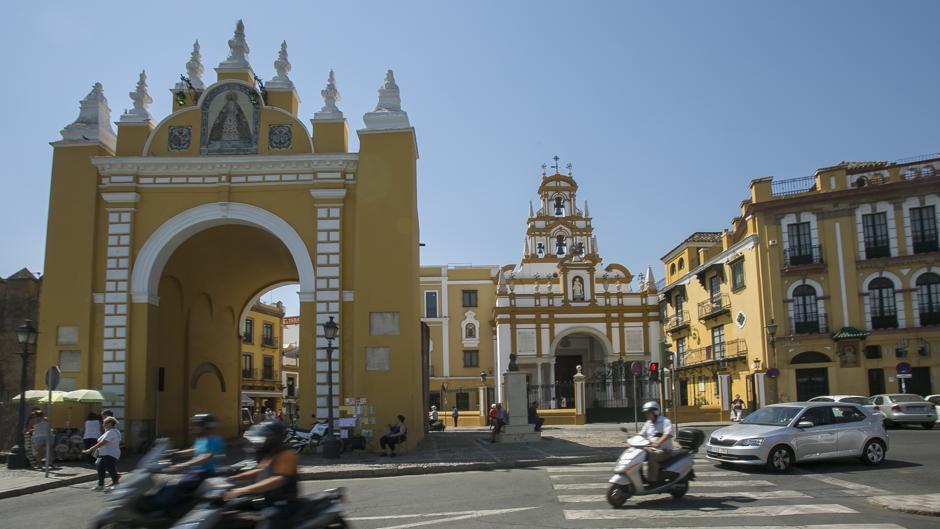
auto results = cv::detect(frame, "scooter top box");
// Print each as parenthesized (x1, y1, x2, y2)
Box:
(676, 428, 705, 450)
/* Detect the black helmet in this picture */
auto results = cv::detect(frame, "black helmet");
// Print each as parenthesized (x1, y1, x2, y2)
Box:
(191, 413, 217, 430)
(244, 420, 286, 456)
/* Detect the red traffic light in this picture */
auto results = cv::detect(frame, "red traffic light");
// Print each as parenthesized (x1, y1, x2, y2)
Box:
(649, 362, 659, 372)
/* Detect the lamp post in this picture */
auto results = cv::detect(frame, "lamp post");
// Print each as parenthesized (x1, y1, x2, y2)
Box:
(765, 318, 778, 404)
(320, 316, 341, 459)
(8, 320, 38, 469)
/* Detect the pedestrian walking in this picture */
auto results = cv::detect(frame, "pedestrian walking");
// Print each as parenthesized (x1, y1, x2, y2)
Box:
(83, 416, 122, 491)
(731, 394, 745, 422)
(560, 396, 567, 408)
(487, 403, 498, 428)
(82, 412, 102, 465)
(29, 411, 51, 468)
(528, 402, 544, 432)
(451, 405, 459, 428)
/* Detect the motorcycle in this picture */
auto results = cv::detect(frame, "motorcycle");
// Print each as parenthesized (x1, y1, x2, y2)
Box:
(87, 439, 256, 529)
(170, 486, 348, 529)
(428, 418, 445, 431)
(287, 420, 343, 454)
(605, 428, 705, 508)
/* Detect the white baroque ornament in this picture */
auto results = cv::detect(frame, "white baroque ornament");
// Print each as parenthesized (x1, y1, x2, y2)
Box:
(363, 69, 410, 130)
(267, 41, 293, 90)
(217, 19, 251, 70)
(176, 40, 206, 91)
(120, 70, 155, 124)
(314, 69, 343, 120)
(60, 82, 117, 151)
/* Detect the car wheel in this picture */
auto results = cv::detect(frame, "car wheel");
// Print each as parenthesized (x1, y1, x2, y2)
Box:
(606, 483, 633, 508)
(923, 422, 935, 430)
(860, 439, 885, 466)
(766, 445, 793, 473)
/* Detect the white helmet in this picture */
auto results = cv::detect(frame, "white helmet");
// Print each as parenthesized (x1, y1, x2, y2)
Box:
(642, 401, 660, 414)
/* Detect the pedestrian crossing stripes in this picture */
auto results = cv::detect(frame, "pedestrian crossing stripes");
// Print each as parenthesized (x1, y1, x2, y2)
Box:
(557, 489, 811, 502)
(564, 503, 858, 519)
(550, 470, 737, 479)
(802, 475, 890, 496)
(584, 525, 904, 529)
(554, 479, 775, 490)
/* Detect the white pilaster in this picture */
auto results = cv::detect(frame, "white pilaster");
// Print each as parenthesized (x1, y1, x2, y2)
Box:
(311, 189, 346, 419)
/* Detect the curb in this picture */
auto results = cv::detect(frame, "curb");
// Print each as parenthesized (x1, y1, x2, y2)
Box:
(0, 473, 98, 500)
(867, 496, 940, 517)
(299, 453, 614, 481)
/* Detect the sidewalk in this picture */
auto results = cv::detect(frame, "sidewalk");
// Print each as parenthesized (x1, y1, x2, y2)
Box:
(868, 493, 940, 517)
(0, 462, 98, 500)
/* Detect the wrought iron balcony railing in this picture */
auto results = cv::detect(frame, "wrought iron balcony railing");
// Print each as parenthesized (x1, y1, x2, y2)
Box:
(698, 294, 731, 320)
(680, 339, 748, 369)
(791, 313, 828, 335)
(664, 311, 690, 333)
(784, 245, 823, 267)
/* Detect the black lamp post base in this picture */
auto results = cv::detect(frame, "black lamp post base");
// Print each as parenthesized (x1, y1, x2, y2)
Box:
(7, 445, 29, 469)
(321, 437, 342, 459)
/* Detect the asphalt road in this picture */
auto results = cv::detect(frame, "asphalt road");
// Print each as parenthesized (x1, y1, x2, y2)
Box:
(0, 426, 937, 529)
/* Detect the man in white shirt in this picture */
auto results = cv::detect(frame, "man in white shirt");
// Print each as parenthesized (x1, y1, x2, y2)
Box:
(637, 401, 674, 483)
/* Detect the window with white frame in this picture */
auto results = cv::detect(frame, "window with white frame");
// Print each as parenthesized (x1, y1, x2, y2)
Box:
(424, 291, 438, 318)
(862, 212, 891, 259)
(916, 272, 940, 326)
(911, 205, 938, 254)
(792, 285, 821, 334)
(869, 278, 898, 329)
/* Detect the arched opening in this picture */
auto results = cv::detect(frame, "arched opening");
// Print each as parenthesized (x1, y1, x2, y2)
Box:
(790, 351, 832, 364)
(151, 223, 305, 444)
(916, 272, 940, 326)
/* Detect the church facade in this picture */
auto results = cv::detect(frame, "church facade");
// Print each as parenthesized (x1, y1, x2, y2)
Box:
(36, 21, 423, 447)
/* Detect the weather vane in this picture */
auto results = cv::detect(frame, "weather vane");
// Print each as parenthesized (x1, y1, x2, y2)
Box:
(566, 163, 573, 176)
(541, 163, 547, 176)
(551, 155, 560, 173)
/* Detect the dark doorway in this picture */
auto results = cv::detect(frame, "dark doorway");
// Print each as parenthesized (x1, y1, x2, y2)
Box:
(901, 367, 932, 396)
(554, 355, 582, 408)
(679, 378, 689, 406)
(868, 368, 885, 395)
(795, 368, 829, 401)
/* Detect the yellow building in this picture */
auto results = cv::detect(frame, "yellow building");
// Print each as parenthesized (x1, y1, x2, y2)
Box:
(420, 265, 499, 426)
(240, 302, 285, 414)
(661, 153, 940, 415)
(35, 21, 423, 448)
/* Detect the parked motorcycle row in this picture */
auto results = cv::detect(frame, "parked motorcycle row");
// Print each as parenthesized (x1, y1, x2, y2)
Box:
(88, 439, 347, 529)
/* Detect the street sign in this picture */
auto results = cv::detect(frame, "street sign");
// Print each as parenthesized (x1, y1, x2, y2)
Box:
(630, 361, 642, 376)
(896, 362, 911, 374)
(767, 367, 779, 379)
(896, 373, 912, 379)
(45, 366, 61, 390)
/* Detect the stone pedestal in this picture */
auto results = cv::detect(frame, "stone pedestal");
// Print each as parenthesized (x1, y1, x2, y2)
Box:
(497, 371, 541, 443)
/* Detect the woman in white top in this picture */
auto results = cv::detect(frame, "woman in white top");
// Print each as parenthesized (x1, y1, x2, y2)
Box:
(82, 412, 102, 465)
(30, 412, 51, 468)
(82, 417, 121, 490)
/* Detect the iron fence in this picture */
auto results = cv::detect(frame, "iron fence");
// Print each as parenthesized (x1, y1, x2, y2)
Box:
(772, 175, 816, 197)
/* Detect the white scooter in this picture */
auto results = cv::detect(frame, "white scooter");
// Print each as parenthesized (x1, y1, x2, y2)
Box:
(606, 428, 704, 508)
(287, 420, 330, 454)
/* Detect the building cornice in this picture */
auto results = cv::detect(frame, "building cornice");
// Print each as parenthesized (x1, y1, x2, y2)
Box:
(661, 234, 759, 293)
(91, 153, 359, 177)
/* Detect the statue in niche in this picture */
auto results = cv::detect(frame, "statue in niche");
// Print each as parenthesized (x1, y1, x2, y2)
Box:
(209, 92, 252, 144)
(572, 276, 585, 301)
(465, 323, 476, 339)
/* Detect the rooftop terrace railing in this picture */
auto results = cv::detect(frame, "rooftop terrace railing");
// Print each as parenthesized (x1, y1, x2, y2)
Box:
(771, 175, 816, 197)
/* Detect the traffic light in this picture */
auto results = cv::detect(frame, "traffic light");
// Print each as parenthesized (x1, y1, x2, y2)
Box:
(649, 361, 659, 381)
(660, 342, 674, 369)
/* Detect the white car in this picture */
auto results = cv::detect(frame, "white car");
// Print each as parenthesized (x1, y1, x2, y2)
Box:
(808, 395, 870, 405)
(927, 395, 940, 422)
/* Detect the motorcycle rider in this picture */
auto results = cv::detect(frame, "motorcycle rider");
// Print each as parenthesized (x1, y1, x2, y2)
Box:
(226, 420, 300, 529)
(637, 401, 674, 484)
(154, 413, 225, 509)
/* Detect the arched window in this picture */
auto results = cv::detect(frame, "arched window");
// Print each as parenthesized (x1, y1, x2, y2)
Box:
(916, 272, 940, 326)
(678, 257, 685, 270)
(869, 277, 898, 329)
(553, 196, 565, 216)
(670, 263, 677, 275)
(793, 285, 820, 334)
(674, 294, 685, 315)
(465, 323, 476, 339)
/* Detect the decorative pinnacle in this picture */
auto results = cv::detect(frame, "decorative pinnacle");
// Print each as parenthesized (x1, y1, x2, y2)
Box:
(551, 155, 561, 173)
(187, 40, 205, 89)
(268, 40, 293, 89)
(219, 19, 251, 70)
(121, 70, 153, 123)
(60, 82, 116, 149)
(373, 69, 402, 111)
(541, 163, 547, 176)
(363, 68, 409, 129)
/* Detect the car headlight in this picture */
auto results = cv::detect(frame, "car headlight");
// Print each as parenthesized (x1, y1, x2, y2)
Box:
(736, 437, 764, 446)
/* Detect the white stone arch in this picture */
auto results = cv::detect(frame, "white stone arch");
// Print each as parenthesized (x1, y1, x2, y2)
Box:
(861, 271, 905, 330)
(131, 202, 315, 304)
(910, 266, 940, 327)
(237, 280, 299, 337)
(549, 325, 614, 359)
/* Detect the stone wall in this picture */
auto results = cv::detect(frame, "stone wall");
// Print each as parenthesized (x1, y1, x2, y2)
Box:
(0, 269, 41, 450)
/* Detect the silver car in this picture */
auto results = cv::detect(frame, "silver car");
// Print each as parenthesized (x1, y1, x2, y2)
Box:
(705, 402, 888, 472)
(869, 394, 937, 429)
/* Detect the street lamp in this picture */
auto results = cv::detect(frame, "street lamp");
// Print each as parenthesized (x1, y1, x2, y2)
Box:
(320, 316, 341, 459)
(8, 320, 38, 469)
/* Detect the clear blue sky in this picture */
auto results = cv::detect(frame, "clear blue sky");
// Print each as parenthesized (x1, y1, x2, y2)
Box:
(3, 1, 939, 310)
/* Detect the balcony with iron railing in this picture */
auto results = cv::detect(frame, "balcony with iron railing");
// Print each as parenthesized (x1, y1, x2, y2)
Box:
(679, 339, 748, 369)
(664, 311, 691, 333)
(698, 294, 731, 320)
(871, 311, 899, 331)
(241, 367, 278, 381)
(784, 245, 824, 267)
(791, 313, 828, 335)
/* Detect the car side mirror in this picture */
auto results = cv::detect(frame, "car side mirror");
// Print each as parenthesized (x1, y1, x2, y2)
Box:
(796, 420, 814, 429)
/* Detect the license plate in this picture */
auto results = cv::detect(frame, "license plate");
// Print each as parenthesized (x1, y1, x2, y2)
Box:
(713, 446, 728, 454)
